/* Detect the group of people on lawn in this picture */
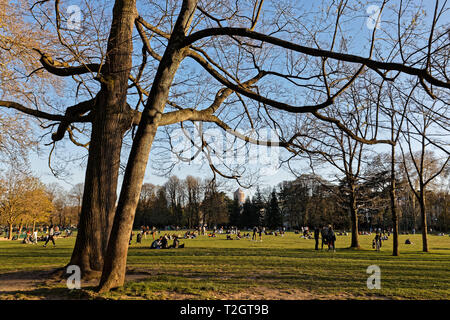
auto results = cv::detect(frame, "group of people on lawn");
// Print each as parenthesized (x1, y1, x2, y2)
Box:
(128, 228, 184, 249)
(18, 225, 73, 247)
(149, 234, 185, 249)
(313, 225, 337, 251)
(128, 223, 391, 252)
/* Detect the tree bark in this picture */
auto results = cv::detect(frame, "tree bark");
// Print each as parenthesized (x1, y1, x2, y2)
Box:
(419, 192, 429, 252)
(98, 0, 198, 292)
(69, 109, 131, 275)
(349, 185, 360, 248)
(68, 0, 136, 277)
(390, 145, 399, 256)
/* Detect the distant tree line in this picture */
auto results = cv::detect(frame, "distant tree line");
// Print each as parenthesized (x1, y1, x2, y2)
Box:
(0, 167, 84, 239)
(134, 150, 449, 233)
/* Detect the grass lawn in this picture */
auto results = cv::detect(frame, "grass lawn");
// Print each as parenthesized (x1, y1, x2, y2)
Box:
(0, 231, 449, 300)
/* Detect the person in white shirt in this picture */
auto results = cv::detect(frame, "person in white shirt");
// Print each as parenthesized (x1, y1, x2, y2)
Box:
(33, 230, 38, 244)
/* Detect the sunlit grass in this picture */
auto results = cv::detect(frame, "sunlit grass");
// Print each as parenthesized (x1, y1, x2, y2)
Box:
(0, 231, 449, 299)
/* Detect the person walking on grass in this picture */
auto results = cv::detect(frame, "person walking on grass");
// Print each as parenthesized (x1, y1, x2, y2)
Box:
(314, 226, 320, 250)
(258, 226, 263, 242)
(252, 226, 258, 241)
(327, 225, 336, 252)
(43, 225, 56, 247)
(374, 232, 382, 251)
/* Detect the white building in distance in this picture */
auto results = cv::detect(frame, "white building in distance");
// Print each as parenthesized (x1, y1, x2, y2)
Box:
(233, 188, 245, 205)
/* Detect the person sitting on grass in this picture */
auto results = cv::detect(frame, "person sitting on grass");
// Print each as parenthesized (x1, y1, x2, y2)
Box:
(64, 229, 72, 238)
(169, 236, 185, 249)
(22, 230, 32, 244)
(226, 234, 233, 240)
(172, 236, 180, 248)
(150, 237, 162, 249)
(136, 232, 142, 244)
(161, 235, 169, 249)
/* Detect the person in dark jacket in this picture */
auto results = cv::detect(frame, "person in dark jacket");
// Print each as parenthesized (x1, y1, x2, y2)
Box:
(150, 237, 162, 249)
(327, 225, 336, 251)
(252, 226, 258, 241)
(374, 232, 382, 251)
(161, 235, 169, 249)
(314, 226, 321, 250)
(321, 226, 328, 250)
(136, 232, 142, 243)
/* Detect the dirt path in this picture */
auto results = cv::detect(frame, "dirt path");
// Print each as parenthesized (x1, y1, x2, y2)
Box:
(0, 269, 54, 293)
(0, 268, 157, 299)
(0, 269, 385, 300)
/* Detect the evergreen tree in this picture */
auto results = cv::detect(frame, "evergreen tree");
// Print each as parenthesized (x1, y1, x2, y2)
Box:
(241, 197, 256, 228)
(228, 198, 241, 227)
(265, 190, 282, 229)
(252, 187, 266, 227)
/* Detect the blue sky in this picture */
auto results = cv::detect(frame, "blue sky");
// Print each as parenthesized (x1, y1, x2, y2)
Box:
(28, 131, 301, 198)
(23, 0, 448, 197)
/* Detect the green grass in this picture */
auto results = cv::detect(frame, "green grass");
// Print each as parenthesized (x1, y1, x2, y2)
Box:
(0, 232, 449, 299)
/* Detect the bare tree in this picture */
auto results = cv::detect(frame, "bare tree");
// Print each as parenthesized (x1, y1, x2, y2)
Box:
(185, 175, 201, 228)
(98, 0, 449, 291)
(0, 0, 448, 289)
(0, 167, 43, 239)
(399, 98, 450, 252)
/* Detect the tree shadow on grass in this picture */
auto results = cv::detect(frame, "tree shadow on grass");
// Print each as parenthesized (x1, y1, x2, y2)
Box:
(0, 286, 96, 300)
(0, 268, 103, 300)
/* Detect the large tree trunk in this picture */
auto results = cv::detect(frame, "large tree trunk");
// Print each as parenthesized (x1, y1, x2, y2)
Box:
(419, 192, 429, 252)
(69, 111, 130, 275)
(390, 145, 399, 256)
(98, 0, 198, 292)
(349, 185, 360, 248)
(68, 0, 136, 277)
